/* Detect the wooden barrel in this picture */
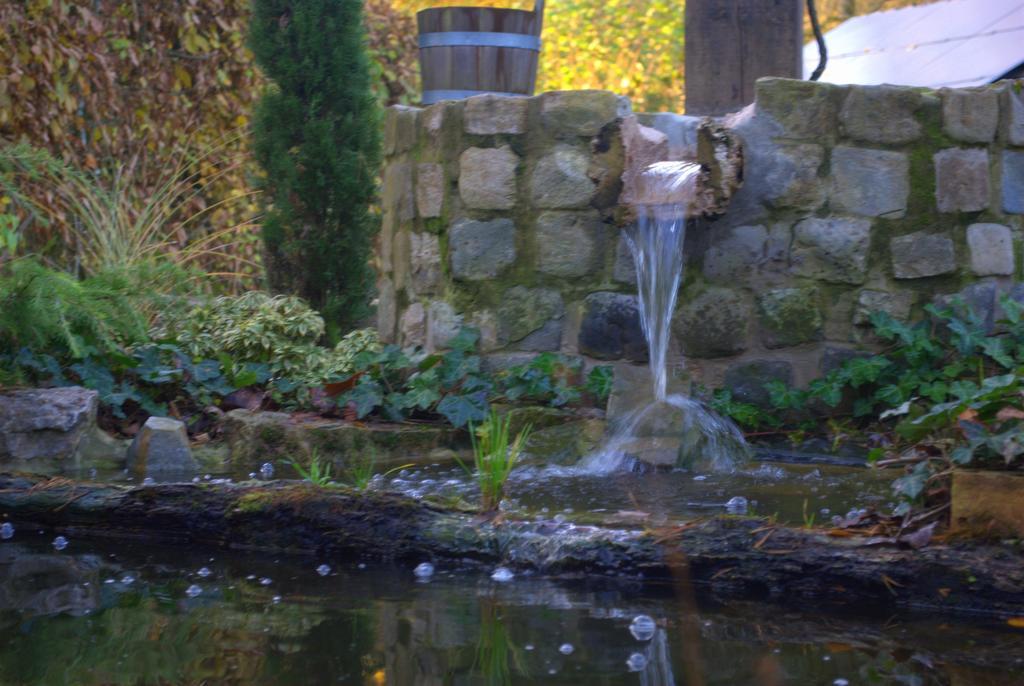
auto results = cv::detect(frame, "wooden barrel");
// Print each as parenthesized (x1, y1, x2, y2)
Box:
(417, 2, 545, 105)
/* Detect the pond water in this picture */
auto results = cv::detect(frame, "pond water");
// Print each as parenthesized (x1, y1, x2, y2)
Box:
(1, 530, 1022, 685)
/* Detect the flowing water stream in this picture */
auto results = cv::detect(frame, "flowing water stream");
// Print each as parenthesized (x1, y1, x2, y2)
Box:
(583, 162, 748, 474)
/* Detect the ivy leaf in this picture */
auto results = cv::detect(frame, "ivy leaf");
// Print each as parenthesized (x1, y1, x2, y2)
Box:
(437, 391, 488, 428)
(447, 327, 480, 354)
(342, 381, 384, 419)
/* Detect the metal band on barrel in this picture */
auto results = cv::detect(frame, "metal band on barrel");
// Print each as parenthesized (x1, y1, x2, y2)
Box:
(421, 89, 529, 104)
(417, 31, 542, 51)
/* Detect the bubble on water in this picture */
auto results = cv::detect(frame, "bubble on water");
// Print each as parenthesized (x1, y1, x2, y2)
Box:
(823, 655, 832, 661)
(626, 653, 648, 672)
(693, 475, 708, 481)
(833, 680, 849, 686)
(553, 514, 567, 524)
(316, 564, 331, 577)
(0, 522, 13, 540)
(490, 567, 514, 582)
(272, 595, 282, 604)
(725, 496, 748, 515)
(246, 574, 256, 580)
(259, 463, 274, 479)
(104, 578, 116, 584)
(562, 508, 573, 514)
(629, 615, 657, 641)
(52, 535, 68, 551)
(248, 472, 257, 479)
(142, 477, 155, 486)
(204, 474, 211, 481)
(414, 562, 435, 579)
(192, 477, 200, 483)
(259, 577, 272, 586)
(121, 574, 136, 585)
(185, 584, 202, 598)
(524, 644, 535, 651)
(540, 507, 549, 513)
(820, 507, 831, 515)
(196, 567, 212, 578)
(358, 563, 366, 570)
(548, 668, 557, 675)
(558, 643, 574, 655)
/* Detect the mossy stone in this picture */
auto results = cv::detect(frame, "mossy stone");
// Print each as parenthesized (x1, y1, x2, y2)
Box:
(757, 287, 823, 349)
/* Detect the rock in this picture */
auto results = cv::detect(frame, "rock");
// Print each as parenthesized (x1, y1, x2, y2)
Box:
(578, 292, 647, 362)
(702, 225, 768, 282)
(511, 319, 564, 352)
(496, 405, 576, 436)
(523, 419, 605, 466)
(1002, 150, 1024, 214)
(820, 346, 871, 375)
(468, 310, 500, 352)
(967, 223, 1015, 276)
(126, 417, 197, 478)
(790, 217, 871, 285)
(891, 232, 957, 279)
(636, 112, 701, 159)
(723, 360, 793, 408)
(830, 146, 909, 218)
(497, 286, 565, 345)
(934, 148, 990, 213)
(391, 228, 410, 291)
(613, 234, 637, 284)
(376, 276, 397, 341)
(378, 211, 395, 273)
(426, 301, 463, 351)
(605, 363, 688, 429)
(854, 289, 915, 326)
(399, 302, 426, 347)
(619, 115, 669, 205)
(0, 387, 98, 466)
(382, 162, 415, 221)
(839, 85, 924, 144)
(463, 94, 529, 134)
(1002, 85, 1024, 147)
(933, 283, 999, 333)
(458, 146, 518, 210)
(76, 425, 131, 470)
(540, 90, 625, 137)
(530, 145, 596, 209)
(448, 218, 517, 281)
(384, 105, 419, 155)
(415, 163, 445, 218)
(754, 78, 841, 140)
(762, 143, 826, 211)
(535, 210, 608, 278)
(757, 287, 823, 349)
(409, 232, 442, 295)
(674, 287, 751, 358)
(941, 87, 998, 143)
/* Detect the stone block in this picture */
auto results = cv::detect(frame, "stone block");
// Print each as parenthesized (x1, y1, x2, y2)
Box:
(1003, 84, 1024, 146)
(378, 210, 395, 273)
(854, 289, 914, 326)
(967, 223, 1015, 276)
(754, 78, 840, 140)
(392, 228, 410, 292)
(613, 234, 636, 284)
(703, 225, 768, 282)
(535, 210, 607, 278)
(382, 162, 414, 221)
(891, 231, 957, 279)
(934, 148, 990, 213)
(757, 287, 823, 349)
(384, 105, 419, 155)
(790, 217, 871, 285)
(512, 319, 564, 352)
(830, 146, 909, 218)
(530, 145, 596, 209)
(723, 359, 793, 408)
(0, 387, 99, 465)
(497, 286, 564, 346)
(839, 85, 924, 144)
(952, 470, 1024, 538)
(942, 87, 998, 143)
(126, 416, 197, 478)
(468, 310, 500, 352)
(409, 232, 442, 295)
(578, 292, 647, 362)
(415, 163, 444, 218)
(1003, 150, 1024, 214)
(448, 218, 516, 281)
(763, 143, 826, 211)
(820, 346, 871, 375)
(673, 287, 751, 358)
(426, 301, 463, 351)
(399, 302, 426, 347)
(458, 146, 518, 210)
(934, 282, 999, 333)
(540, 90, 626, 137)
(636, 112, 701, 159)
(464, 94, 529, 134)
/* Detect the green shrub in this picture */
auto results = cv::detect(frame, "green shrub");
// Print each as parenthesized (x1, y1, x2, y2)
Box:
(459, 409, 532, 512)
(249, 0, 382, 337)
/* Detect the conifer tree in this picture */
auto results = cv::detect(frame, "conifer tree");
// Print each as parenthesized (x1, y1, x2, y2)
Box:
(249, 0, 381, 337)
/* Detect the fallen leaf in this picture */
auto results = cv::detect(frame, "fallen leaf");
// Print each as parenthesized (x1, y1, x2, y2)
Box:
(711, 567, 734, 580)
(753, 529, 776, 549)
(958, 408, 979, 423)
(1008, 618, 1024, 629)
(899, 521, 937, 549)
(997, 407, 1024, 421)
(880, 574, 904, 596)
(937, 588, 951, 598)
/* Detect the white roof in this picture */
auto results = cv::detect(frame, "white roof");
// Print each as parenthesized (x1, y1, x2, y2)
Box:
(804, 0, 1024, 87)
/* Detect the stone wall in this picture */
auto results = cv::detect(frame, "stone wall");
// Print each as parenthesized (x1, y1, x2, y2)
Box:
(377, 79, 1024, 403)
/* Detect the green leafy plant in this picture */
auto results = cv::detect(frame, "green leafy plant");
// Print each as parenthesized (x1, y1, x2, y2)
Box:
(289, 452, 334, 487)
(458, 409, 532, 512)
(343, 450, 414, 491)
(250, 0, 381, 336)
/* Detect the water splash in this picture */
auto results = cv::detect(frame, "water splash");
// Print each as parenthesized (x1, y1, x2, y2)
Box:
(582, 161, 748, 473)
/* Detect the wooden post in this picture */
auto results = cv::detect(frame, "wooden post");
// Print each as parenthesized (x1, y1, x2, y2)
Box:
(684, 0, 804, 116)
